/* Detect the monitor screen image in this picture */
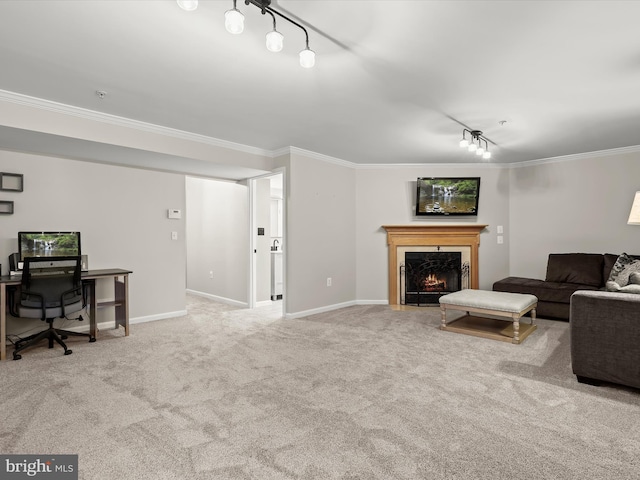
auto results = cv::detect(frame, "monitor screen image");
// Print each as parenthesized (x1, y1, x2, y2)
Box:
(18, 231, 81, 261)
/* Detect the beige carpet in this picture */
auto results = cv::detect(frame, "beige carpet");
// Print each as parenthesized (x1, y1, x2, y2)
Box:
(1, 295, 638, 479)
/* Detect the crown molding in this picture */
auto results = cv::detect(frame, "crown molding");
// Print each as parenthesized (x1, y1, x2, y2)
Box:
(272, 146, 357, 168)
(2, 89, 639, 171)
(509, 144, 640, 168)
(355, 161, 505, 169)
(0, 89, 271, 158)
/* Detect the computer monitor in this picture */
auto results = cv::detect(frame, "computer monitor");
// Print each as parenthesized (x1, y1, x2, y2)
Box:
(18, 232, 81, 263)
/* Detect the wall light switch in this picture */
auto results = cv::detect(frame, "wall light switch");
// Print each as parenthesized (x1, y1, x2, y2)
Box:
(497, 225, 504, 234)
(497, 235, 504, 244)
(168, 209, 182, 219)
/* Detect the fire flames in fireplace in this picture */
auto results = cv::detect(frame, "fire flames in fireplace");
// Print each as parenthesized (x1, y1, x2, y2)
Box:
(423, 274, 446, 291)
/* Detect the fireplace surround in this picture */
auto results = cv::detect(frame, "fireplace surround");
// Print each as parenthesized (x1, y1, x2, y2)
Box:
(383, 225, 487, 305)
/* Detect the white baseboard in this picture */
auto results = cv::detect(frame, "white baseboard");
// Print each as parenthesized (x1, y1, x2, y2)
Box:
(285, 300, 358, 319)
(58, 309, 187, 333)
(130, 310, 188, 325)
(186, 289, 248, 308)
(355, 299, 389, 305)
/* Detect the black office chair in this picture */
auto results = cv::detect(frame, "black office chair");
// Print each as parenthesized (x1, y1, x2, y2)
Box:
(12, 256, 96, 360)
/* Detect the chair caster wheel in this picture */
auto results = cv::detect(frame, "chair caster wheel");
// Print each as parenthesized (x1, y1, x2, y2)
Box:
(65, 349, 73, 355)
(89, 337, 96, 343)
(13, 354, 22, 360)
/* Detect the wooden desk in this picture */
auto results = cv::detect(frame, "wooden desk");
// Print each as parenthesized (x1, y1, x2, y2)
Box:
(0, 268, 132, 361)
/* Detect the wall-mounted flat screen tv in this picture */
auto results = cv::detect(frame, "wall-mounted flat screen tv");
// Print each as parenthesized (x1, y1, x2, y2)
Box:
(415, 177, 480, 216)
(18, 231, 81, 262)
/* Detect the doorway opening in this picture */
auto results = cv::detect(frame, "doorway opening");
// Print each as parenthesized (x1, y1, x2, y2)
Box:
(249, 170, 285, 316)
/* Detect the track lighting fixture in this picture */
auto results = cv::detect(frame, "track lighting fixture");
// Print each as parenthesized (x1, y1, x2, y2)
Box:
(459, 129, 492, 160)
(177, 0, 315, 67)
(235, 0, 315, 68)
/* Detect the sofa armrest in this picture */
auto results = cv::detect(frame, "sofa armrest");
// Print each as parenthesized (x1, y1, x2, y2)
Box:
(570, 290, 640, 389)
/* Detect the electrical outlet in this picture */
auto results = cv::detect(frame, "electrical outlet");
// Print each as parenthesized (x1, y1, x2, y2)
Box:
(497, 235, 504, 244)
(327, 277, 332, 287)
(171, 231, 178, 240)
(209, 271, 214, 279)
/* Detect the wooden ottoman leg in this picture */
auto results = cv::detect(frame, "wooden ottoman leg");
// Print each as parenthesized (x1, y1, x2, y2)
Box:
(531, 307, 537, 325)
(512, 314, 520, 344)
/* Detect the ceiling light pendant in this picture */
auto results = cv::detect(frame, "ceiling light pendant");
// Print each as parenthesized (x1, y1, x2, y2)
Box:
(265, 12, 283, 52)
(266, 30, 284, 52)
(177, 0, 198, 11)
(225, 0, 244, 34)
(299, 47, 315, 68)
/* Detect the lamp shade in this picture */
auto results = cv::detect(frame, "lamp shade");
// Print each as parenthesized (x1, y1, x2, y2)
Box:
(177, 0, 198, 11)
(628, 191, 640, 225)
(299, 48, 315, 68)
(266, 30, 284, 52)
(225, 8, 244, 34)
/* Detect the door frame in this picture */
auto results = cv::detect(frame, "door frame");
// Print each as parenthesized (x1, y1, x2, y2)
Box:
(248, 168, 286, 315)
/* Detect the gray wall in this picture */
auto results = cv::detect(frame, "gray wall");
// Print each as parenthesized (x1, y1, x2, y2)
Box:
(509, 151, 640, 279)
(355, 165, 511, 301)
(185, 176, 249, 305)
(0, 150, 187, 329)
(285, 152, 357, 315)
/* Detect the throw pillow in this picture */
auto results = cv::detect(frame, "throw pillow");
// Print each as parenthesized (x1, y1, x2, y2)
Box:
(605, 253, 640, 291)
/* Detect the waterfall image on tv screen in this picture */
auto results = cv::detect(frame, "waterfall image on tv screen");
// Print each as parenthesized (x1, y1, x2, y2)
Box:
(415, 177, 480, 216)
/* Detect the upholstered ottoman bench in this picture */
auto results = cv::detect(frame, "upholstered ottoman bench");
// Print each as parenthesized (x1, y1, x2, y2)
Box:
(439, 289, 538, 344)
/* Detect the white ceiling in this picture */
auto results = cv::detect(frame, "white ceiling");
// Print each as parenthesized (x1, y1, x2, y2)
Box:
(1, 0, 640, 178)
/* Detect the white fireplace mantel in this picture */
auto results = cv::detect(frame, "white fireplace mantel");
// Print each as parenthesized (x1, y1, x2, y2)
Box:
(382, 224, 487, 305)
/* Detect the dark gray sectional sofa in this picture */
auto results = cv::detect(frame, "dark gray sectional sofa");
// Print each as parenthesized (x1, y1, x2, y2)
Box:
(494, 252, 640, 389)
(570, 290, 640, 389)
(492, 253, 620, 321)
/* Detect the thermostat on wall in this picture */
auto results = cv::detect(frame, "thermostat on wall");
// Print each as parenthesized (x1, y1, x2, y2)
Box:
(168, 209, 182, 219)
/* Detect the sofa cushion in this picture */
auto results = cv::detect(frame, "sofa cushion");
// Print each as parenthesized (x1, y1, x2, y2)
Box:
(545, 253, 604, 287)
(493, 276, 599, 304)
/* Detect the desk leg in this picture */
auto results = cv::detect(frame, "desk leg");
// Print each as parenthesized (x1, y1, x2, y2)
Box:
(87, 279, 97, 340)
(1, 283, 6, 361)
(114, 275, 129, 336)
